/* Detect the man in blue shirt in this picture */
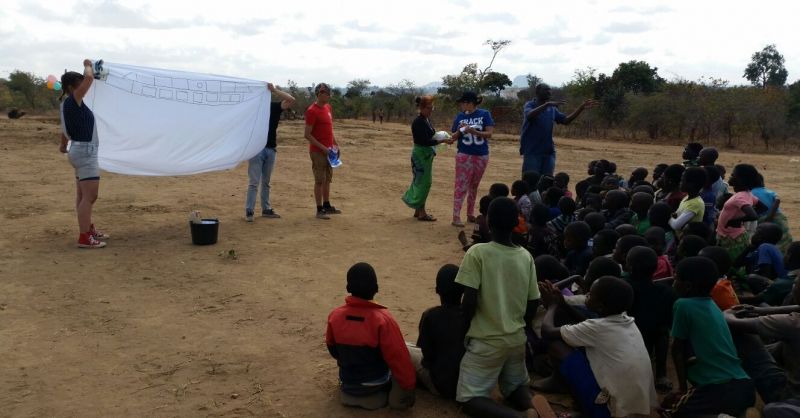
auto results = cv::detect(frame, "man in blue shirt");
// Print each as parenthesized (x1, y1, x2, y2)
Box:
(519, 83, 597, 175)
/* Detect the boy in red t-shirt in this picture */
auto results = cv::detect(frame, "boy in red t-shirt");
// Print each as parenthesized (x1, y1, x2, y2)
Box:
(304, 83, 342, 219)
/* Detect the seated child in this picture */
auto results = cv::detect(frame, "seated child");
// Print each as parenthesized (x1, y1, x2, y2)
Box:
(625, 167, 649, 190)
(644, 226, 673, 280)
(648, 202, 676, 256)
(752, 172, 794, 252)
(583, 211, 606, 235)
(602, 190, 634, 230)
(540, 277, 657, 418)
(535, 255, 571, 284)
(630, 191, 655, 234)
(661, 257, 755, 418)
(701, 166, 721, 226)
(522, 171, 543, 205)
(545, 186, 565, 220)
(555, 171, 573, 199)
(656, 164, 687, 212)
(724, 275, 800, 405)
(625, 246, 677, 393)
(738, 223, 792, 306)
(489, 182, 510, 198)
(459, 195, 492, 252)
(632, 184, 656, 196)
(676, 234, 708, 262)
(547, 196, 577, 236)
(563, 221, 594, 276)
(565, 256, 623, 313)
(652, 163, 669, 187)
(683, 221, 714, 245)
(682, 142, 703, 167)
(716, 164, 761, 265)
(614, 224, 637, 237)
(575, 160, 599, 200)
(512, 180, 532, 222)
(669, 167, 707, 238)
(697, 246, 740, 310)
(326, 262, 416, 410)
(528, 203, 561, 258)
(409, 264, 467, 399)
(592, 229, 620, 259)
(612, 234, 649, 273)
(455, 197, 541, 417)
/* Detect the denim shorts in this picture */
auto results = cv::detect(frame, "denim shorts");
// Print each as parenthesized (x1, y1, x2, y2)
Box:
(68, 141, 100, 181)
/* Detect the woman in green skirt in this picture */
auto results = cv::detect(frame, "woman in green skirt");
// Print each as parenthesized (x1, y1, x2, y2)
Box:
(402, 96, 451, 221)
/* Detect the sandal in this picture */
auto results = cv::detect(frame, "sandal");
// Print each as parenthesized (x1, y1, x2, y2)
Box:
(418, 214, 437, 222)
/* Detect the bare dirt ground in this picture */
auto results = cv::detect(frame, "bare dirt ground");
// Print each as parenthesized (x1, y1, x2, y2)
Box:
(1, 116, 798, 418)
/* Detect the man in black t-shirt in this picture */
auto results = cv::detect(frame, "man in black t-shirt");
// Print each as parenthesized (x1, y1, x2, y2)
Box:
(245, 83, 295, 222)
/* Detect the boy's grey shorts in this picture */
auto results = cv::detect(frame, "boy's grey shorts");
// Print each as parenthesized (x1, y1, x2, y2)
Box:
(68, 142, 100, 181)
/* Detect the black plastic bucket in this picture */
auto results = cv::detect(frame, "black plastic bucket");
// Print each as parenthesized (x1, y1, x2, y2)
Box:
(190, 219, 219, 245)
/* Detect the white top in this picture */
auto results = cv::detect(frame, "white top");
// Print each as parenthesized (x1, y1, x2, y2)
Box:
(561, 313, 657, 417)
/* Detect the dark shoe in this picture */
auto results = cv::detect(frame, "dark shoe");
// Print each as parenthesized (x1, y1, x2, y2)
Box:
(245, 211, 254, 222)
(316, 210, 330, 220)
(323, 205, 342, 214)
(262, 209, 281, 218)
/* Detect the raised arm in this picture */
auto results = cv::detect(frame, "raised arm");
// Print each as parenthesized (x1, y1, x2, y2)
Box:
(268, 83, 295, 110)
(525, 100, 564, 121)
(563, 99, 598, 125)
(73, 59, 95, 105)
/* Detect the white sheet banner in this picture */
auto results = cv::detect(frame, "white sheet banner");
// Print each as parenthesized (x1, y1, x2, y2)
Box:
(84, 62, 271, 176)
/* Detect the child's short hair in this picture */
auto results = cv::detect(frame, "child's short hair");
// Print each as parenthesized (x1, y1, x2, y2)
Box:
(630, 192, 654, 215)
(784, 242, 800, 271)
(683, 142, 704, 160)
(435, 264, 463, 299)
(698, 147, 719, 165)
(663, 164, 686, 187)
(703, 165, 721, 187)
(755, 222, 783, 245)
(346, 262, 379, 300)
(557, 196, 577, 216)
(698, 246, 732, 278)
(530, 203, 551, 227)
(632, 184, 656, 196)
(564, 221, 592, 247)
(627, 245, 659, 280)
(545, 186, 564, 207)
(487, 197, 519, 231)
(590, 276, 634, 315)
(478, 195, 493, 215)
(537, 175, 555, 193)
(683, 222, 712, 242)
(675, 256, 719, 296)
(593, 229, 620, 256)
(534, 255, 570, 282)
(489, 183, 510, 198)
(615, 224, 637, 237)
(629, 167, 649, 183)
(583, 211, 606, 234)
(653, 163, 669, 181)
(554, 172, 570, 187)
(643, 226, 667, 255)
(604, 190, 630, 210)
(585, 257, 622, 289)
(614, 235, 649, 265)
(594, 159, 612, 176)
(681, 167, 707, 195)
(511, 180, 530, 196)
(715, 164, 727, 179)
(678, 235, 708, 260)
(648, 202, 672, 228)
(522, 171, 541, 190)
(731, 164, 759, 190)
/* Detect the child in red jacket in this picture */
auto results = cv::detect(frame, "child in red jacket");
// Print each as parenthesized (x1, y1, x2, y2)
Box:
(326, 262, 416, 410)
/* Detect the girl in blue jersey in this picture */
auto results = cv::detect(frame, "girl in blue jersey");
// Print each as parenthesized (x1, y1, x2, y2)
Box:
(449, 91, 494, 227)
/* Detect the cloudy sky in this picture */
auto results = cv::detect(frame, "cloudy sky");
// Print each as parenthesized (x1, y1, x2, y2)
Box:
(1, 0, 798, 88)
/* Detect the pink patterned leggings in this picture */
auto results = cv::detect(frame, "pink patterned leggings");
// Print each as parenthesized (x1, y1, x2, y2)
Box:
(453, 153, 489, 222)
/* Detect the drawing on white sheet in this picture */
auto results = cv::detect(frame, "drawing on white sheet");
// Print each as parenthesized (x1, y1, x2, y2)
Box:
(103, 70, 263, 106)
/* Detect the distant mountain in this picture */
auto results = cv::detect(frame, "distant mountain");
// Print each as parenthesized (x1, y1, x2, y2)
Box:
(512, 75, 529, 88)
(421, 81, 442, 93)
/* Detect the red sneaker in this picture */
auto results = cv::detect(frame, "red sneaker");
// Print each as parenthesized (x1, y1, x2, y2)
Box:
(78, 232, 107, 249)
(90, 224, 109, 240)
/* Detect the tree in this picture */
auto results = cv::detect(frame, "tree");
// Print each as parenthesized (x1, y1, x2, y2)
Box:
(611, 61, 664, 95)
(7, 70, 42, 110)
(480, 71, 512, 96)
(345, 79, 371, 98)
(438, 63, 480, 99)
(744, 44, 788, 88)
(788, 80, 800, 126)
(479, 39, 511, 81)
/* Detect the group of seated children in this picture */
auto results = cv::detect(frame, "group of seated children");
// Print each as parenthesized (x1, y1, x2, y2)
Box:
(326, 143, 800, 418)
